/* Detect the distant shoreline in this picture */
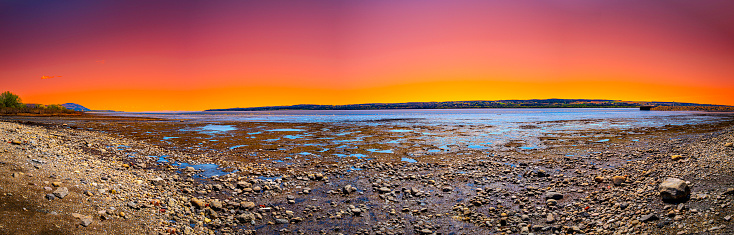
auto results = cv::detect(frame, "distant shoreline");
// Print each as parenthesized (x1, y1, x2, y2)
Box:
(205, 99, 729, 112)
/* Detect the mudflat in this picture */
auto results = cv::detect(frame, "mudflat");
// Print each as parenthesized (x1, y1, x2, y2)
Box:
(1, 113, 733, 234)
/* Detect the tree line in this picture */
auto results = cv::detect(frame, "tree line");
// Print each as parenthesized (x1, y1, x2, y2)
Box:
(0, 91, 78, 114)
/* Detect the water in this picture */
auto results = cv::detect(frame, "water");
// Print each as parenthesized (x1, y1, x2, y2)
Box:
(192, 124, 236, 134)
(402, 157, 417, 163)
(104, 108, 725, 152)
(111, 108, 716, 126)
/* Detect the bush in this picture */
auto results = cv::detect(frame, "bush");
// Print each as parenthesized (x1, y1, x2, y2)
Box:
(0, 91, 22, 108)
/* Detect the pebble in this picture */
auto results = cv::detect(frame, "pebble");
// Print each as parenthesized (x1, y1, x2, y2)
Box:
(52, 187, 68, 199)
(612, 176, 626, 186)
(190, 198, 206, 209)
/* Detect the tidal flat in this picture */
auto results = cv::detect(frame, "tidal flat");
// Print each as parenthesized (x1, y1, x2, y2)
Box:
(1, 110, 733, 234)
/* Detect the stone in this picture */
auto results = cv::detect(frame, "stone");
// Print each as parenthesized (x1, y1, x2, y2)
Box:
(342, 185, 357, 194)
(149, 177, 165, 186)
(544, 191, 563, 200)
(237, 213, 256, 223)
(641, 213, 659, 222)
(127, 201, 139, 209)
(51, 182, 62, 187)
(546, 199, 557, 206)
(52, 187, 69, 199)
(237, 181, 252, 189)
(537, 170, 549, 177)
(594, 176, 604, 183)
(612, 176, 626, 186)
(79, 216, 93, 227)
(45, 193, 56, 200)
(660, 178, 690, 202)
(442, 185, 453, 192)
(723, 188, 734, 195)
(546, 214, 556, 223)
(671, 155, 684, 161)
(241, 201, 256, 210)
(725, 143, 733, 147)
(275, 218, 289, 224)
(351, 208, 362, 215)
(377, 187, 391, 194)
(210, 199, 223, 210)
(190, 198, 206, 209)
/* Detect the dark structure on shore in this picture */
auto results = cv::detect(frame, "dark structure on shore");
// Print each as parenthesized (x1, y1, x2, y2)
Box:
(640, 106, 655, 110)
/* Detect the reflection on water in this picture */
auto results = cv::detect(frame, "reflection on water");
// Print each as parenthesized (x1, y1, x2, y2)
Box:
(106, 108, 726, 164)
(401, 157, 417, 163)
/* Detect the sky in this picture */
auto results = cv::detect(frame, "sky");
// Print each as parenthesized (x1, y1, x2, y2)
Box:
(1, 0, 734, 111)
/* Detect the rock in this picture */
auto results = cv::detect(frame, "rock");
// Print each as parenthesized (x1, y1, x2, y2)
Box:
(52, 187, 69, 199)
(594, 176, 604, 183)
(612, 176, 626, 186)
(185, 166, 195, 172)
(127, 201, 139, 209)
(237, 181, 252, 189)
(342, 185, 357, 194)
(210, 199, 223, 210)
(723, 188, 734, 195)
(546, 214, 556, 223)
(51, 182, 62, 187)
(671, 155, 684, 161)
(660, 178, 690, 202)
(190, 198, 206, 209)
(546, 199, 557, 206)
(45, 194, 56, 200)
(241, 201, 256, 210)
(79, 216, 93, 227)
(441, 186, 453, 192)
(275, 218, 289, 224)
(237, 213, 256, 223)
(351, 208, 362, 215)
(725, 143, 733, 147)
(149, 177, 165, 185)
(544, 191, 563, 200)
(641, 213, 659, 222)
(537, 170, 549, 177)
(377, 187, 391, 194)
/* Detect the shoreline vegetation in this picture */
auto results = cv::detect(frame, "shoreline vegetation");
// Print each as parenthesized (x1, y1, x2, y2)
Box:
(206, 99, 732, 112)
(0, 91, 80, 115)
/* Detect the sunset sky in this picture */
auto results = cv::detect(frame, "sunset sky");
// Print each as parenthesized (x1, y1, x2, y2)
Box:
(2, 0, 734, 111)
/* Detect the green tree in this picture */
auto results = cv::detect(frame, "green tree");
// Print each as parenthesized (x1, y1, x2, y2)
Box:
(0, 91, 22, 108)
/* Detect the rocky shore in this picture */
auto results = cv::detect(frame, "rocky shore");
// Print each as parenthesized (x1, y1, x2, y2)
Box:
(1, 117, 733, 234)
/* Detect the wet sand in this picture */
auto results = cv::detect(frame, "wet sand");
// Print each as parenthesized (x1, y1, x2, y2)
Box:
(1, 113, 734, 234)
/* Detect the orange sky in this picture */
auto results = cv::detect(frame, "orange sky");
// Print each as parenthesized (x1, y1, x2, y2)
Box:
(2, 1, 733, 111)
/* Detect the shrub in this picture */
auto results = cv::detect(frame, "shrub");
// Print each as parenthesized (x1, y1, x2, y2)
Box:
(0, 91, 23, 108)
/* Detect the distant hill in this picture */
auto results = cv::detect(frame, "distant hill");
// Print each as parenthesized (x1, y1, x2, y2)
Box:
(206, 99, 728, 111)
(61, 103, 91, 112)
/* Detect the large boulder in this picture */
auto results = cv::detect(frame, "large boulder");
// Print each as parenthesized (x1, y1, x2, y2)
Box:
(659, 178, 690, 202)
